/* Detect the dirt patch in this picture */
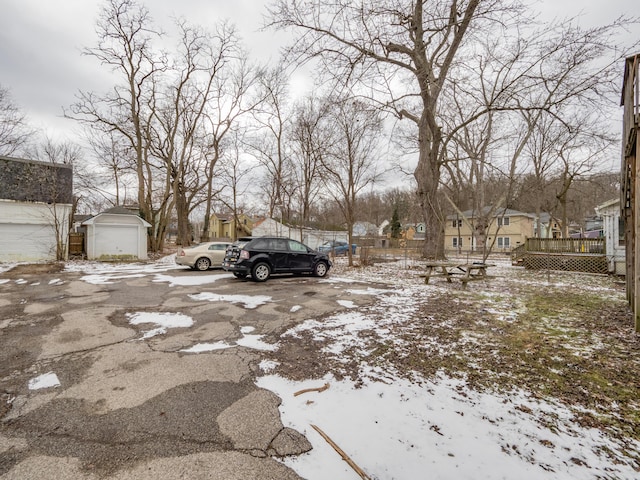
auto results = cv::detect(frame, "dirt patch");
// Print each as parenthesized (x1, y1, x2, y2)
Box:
(3, 263, 65, 276)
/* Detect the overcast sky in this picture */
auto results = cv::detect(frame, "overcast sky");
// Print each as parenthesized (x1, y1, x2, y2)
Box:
(1, 0, 638, 145)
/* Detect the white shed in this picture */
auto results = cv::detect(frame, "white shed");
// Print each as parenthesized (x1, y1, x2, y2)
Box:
(595, 198, 625, 275)
(83, 207, 151, 260)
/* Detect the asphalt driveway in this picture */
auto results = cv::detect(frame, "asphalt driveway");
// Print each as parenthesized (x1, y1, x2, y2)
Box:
(0, 262, 377, 479)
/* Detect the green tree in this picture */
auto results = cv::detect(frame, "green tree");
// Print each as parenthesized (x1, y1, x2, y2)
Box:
(390, 207, 401, 239)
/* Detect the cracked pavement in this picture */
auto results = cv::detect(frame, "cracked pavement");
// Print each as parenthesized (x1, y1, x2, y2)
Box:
(0, 263, 378, 479)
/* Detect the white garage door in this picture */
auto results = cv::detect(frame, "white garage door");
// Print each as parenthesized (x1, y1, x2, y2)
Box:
(94, 225, 139, 258)
(0, 223, 57, 261)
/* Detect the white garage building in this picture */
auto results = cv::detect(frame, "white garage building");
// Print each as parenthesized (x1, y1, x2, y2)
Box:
(82, 207, 151, 260)
(0, 156, 73, 262)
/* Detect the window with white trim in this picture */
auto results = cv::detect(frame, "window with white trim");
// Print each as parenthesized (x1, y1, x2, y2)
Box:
(497, 237, 510, 248)
(497, 217, 510, 226)
(453, 237, 463, 247)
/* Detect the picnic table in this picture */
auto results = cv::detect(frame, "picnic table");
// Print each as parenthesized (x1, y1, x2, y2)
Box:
(424, 262, 494, 287)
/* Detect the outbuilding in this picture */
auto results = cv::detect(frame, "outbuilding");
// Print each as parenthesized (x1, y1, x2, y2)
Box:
(82, 207, 151, 260)
(0, 155, 73, 262)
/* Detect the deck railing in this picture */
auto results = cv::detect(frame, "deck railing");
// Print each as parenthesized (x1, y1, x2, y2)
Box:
(523, 237, 605, 254)
(511, 237, 607, 273)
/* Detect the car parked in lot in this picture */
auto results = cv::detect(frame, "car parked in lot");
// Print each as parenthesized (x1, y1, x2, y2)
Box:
(222, 236, 332, 282)
(176, 241, 231, 271)
(317, 240, 357, 256)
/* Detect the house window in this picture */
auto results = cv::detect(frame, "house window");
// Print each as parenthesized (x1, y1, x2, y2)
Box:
(619, 217, 625, 246)
(497, 237, 510, 248)
(453, 237, 463, 247)
(497, 217, 510, 227)
(452, 219, 462, 228)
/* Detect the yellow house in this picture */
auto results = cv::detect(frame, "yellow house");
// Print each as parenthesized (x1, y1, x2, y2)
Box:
(208, 212, 254, 240)
(445, 207, 535, 253)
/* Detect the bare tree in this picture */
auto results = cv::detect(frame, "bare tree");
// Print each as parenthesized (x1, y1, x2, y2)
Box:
(199, 56, 263, 241)
(268, 1, 638, 259)
(149, 20, 242, 246)
(268, 0, 505, 259)
(289, 94, 330, 230)
(321, 97, 384, 265)
(30, 137, 81, 260)
(246, 65, 295, 222)
(84, 129, 137, 207)
(0, 84, 34, 156)
(215, 128, 257, 240)
(68, 0, 166, 250)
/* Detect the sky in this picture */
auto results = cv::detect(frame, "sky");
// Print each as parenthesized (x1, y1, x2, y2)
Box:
(5, 255, 639, 479)
(0, 0, 638, 146)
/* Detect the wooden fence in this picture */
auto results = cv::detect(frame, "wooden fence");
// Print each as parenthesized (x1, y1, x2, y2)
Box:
(68, 232, 84, 256)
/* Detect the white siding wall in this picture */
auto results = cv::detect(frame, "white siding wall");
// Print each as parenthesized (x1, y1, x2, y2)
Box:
(598, 201, 625, 275)
(0, 200, 71, 262)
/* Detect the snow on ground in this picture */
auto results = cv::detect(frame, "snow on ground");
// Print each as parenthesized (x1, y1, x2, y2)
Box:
(6, 255, 639, 478)
(257, 371, 638, 480)
(28, 372, 61, 390)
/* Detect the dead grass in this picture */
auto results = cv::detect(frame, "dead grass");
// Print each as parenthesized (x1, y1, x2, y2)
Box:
(275, 258, 640, 463)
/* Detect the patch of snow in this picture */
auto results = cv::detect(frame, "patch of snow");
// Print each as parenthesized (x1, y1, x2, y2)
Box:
(290, 305, 303, 313)
(337, 299, 356, 308)
(127, 311, 194, 339)
(257, 371, 640, 480)
(189, 292, 272, 309)
(153, 273, 234, 286)
(181, 325, 278, 353)
(28, 372, 61, 390)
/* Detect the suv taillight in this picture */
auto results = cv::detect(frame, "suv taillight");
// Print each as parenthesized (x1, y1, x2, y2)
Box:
(239, 250, 249, 260)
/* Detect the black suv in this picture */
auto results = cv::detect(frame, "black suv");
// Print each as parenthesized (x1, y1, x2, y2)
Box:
(222, 236, 332, 282)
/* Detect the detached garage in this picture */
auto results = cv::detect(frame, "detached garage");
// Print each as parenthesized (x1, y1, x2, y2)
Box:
(0, 156, 73, 262)
(83, 207, 151, 260)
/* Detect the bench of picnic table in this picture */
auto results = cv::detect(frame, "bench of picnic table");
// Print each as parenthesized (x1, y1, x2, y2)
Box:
(423, 262, 494, 287)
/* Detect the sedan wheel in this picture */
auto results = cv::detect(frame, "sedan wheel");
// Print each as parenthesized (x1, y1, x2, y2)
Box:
(313, 261, 328, 277)
(195, 257, 211, 271)
(251, 262, 271, 282)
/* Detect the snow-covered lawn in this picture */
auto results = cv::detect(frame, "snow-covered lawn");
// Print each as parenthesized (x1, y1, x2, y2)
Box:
(259, 257, 640, 479)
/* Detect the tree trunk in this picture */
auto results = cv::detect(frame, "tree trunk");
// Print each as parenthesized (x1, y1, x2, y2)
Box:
(414, 122, 445, 260)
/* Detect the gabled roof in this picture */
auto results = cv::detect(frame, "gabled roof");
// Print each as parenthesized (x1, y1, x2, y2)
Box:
(104, 206, 139, 215)
(82, 206, 151, 227)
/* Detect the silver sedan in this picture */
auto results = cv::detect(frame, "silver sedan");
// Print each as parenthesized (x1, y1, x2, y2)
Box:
(176, 241, 231, 271)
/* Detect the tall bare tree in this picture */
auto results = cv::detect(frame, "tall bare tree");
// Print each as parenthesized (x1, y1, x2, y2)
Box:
(149, 20, 242, 246)
(199, 56, 263, 241)
(289, 94, 329, 230)
(268, 0, 502, 258)
(322, 97, 383, 265)
(68, 0, 166, 249)
(0, 84, 34, 156)
(246, 66, 295, 221)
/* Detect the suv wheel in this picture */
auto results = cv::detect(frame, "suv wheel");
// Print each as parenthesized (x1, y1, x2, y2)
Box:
(251, 262, 271, 282)
(195, 257, 211, 271)
(313, 261, 328, 277)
